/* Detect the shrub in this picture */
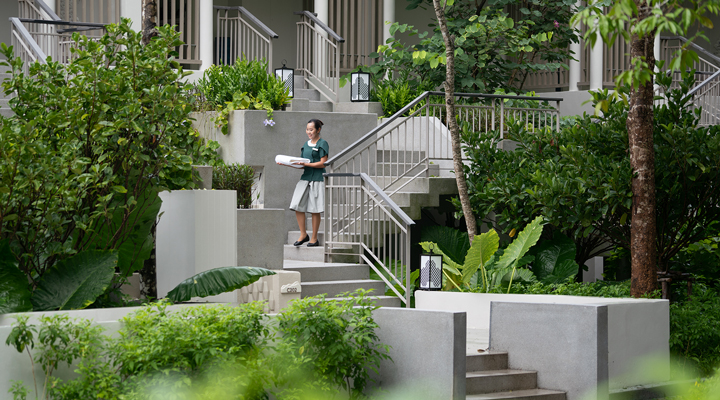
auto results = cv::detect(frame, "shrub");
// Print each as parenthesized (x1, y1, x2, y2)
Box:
(0, 19, 220, 313)
(507, 280, 633, 297)
(670, 285, 720, 376)
(213, 164, 256, 209)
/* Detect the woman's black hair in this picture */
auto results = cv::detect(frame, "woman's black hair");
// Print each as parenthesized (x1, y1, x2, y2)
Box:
(308, 119, 324, 131)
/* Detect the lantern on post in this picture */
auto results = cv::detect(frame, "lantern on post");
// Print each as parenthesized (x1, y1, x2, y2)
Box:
(350, 71, 371, 102)
(275, 60, 294, 98)
(419, 246, 443, 290)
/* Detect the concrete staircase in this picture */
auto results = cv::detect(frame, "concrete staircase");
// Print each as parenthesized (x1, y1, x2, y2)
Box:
(288, 79, 335, 112)
(466, 352, 565, 400)
(0, 63, 13, 118)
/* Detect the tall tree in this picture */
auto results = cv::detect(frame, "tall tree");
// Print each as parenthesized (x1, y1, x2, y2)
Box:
(142, 0, 158, 45)
(574, 0, 720, 297)
(432, 0, 479, 242)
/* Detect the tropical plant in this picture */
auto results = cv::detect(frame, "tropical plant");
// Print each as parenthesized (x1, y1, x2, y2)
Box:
(0, 20, 221, 313)
(213, 163, 257, 208)
(670, 285, 720, 376)
(461, 71, 720, 274)
(419, 216, 571, 293)
(167, 266, 276, 303)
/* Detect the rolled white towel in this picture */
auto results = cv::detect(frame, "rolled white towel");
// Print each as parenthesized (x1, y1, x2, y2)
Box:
(276, 155, 311, 169)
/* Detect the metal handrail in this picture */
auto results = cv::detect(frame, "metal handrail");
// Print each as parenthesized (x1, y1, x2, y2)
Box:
(17, 18, 108, 28)
(660, 35, 720, 67)
(326, 173, 415, 226)
(214, 6, 279, 39)
(326, 91, 563, 166)
(686, 69, 720, 99)
(10, 17, 48, 63)
(33, 0, 61, 21)
(293, 11, 344, 42)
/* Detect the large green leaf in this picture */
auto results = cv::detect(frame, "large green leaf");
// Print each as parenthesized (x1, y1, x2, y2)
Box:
(495, 216, 545, 271)
(529, 231, 579, 283)
(85, 185, 162, 277)
(167, 266, 277, 303)
(31, 250, 118, 311)
(462, 229, 499, 285)
(420, 226, 470, 265)
(0, 240, 32, 314)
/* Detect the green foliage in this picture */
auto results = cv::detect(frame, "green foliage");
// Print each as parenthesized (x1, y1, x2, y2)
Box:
(0, 20, 218, 312)
(461, 71, 720, 270)
(419, 225, 470, 265)
(670, 285, 720, 376)
(527, 231, 580, 284)
(0, 240, 32, 314)
(30, 250, 118, 311)
(197, 58, 290, 134)
(166, 266, 276, 303)
(674, 373, 720, 400)
(274, 289, 391, 399)
(669, 237, 720, 284)
(213, 163, 257, 209)
(508, 280, 632, 297)
(345, 0, 575, 94)
(6, 294, 390, 399)
(420, 216, 549, 293)
(370, 72, 434, 117)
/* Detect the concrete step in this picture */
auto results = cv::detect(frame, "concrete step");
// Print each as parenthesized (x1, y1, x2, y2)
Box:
(467, 352, 508, 372)
(283, 244, 356, 263)
(300, 278, 387, 298)
(294, 88, 320, 101)
(391, 192, 438, 208)
(308, 100, 333, 112)
(284, 263, 370, 282)
(466, 370, 537, 395)
(377, 149, 427, 162)
(466, 389, 565, 400)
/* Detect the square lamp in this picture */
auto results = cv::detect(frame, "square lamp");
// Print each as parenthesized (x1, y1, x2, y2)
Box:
(275, 62, 294, 98)
(419, 252, 443, 290)
(351, 71, 370, 102)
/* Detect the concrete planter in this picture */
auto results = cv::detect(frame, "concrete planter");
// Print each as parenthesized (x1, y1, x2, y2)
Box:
(236, 208, 284, 270)
(416, 291, 670, 399)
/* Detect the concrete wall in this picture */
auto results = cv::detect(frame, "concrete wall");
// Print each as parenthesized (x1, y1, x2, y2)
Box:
(156, 190, 238, 301)
(370, 307, 466, 400)
(415, 291, 670, 391)
(193, 109, 379, 232)
(0, 0, 20, 53)
(237, 208, 285, 270)
(490, 302, 609, 400)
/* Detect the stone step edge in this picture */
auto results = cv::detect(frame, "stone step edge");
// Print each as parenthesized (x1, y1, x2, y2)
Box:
(465, 388, 566, 400)
(466, 369, 537, 378)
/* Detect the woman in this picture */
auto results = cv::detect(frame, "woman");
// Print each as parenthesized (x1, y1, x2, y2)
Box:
(284, 119, 328, 247)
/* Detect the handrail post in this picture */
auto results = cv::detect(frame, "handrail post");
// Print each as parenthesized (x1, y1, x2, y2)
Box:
(405, 223, 410, 308)
(335, 37, 340, 103)
(491, 98, 496, 132)
(499, 100, 505, 139)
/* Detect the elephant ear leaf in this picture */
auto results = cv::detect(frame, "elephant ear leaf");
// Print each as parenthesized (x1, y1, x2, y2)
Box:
(462, 229, 499, 284)
(0, 240, 32, 314)
(495, 216, 545, 271)
(420, 226, 470, 264)
(542, 259, 579, 284)
(167, 266, 276, 303)
(419, 241, 463, 274)
(530, 230, 577, 282)
(31, 250, 118, 311)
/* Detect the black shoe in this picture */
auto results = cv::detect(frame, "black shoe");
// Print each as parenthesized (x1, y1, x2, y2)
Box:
(307, 241, 320, 247)
(294, 235, 310, 246)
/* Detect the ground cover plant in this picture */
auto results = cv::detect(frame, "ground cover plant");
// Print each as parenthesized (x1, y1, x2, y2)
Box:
(5, 291, 389, 400)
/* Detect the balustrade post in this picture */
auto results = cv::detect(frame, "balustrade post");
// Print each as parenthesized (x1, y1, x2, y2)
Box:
(120, 0, 142, 31)
(199, 0, 213, 70)
(589, 16, 604, 90)
(568, 0, 581, 91)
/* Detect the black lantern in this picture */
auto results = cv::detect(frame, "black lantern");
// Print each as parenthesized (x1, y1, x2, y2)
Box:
(351, 71, 371, 102)
(275, 60, 294, 98)
(419, 247, 443, 290)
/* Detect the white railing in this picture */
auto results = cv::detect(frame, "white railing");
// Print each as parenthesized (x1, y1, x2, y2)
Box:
(324, 92, 562, 306)
(53, 0, 121, 24)
(295, 11, 344, 103)
(158, 0, 201, 65)
(214, 6, 278, 71)
(685, 70, 720, 126)
(10, 17, 47, 73)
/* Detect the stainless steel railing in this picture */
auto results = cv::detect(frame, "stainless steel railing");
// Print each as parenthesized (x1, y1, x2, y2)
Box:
(214, 6, 278, 71)
(324, 91, 561, 306)
(295, 11, 345, 103)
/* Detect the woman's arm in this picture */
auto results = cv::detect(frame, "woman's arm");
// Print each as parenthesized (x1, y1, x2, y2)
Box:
(295, 155, 328, 168)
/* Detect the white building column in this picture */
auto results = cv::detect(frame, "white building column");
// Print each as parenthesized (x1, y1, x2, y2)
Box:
(314, 0, 329, 26)
(45, 0, 55, 12)
(589, 19, 604, 91)
(383, 0, 395, 45)
(199, 0, 214, 71)
(568, 0, 581, 91)
(120, 0, 142, 31)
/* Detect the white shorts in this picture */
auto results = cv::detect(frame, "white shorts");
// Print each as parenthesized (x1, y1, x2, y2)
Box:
(289, 180, 324, 214)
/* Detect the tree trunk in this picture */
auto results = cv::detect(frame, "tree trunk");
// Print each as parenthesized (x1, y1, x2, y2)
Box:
(432, 0, 478, 243)
(628, 5, 657, 297)
(142, 0, 158, 45)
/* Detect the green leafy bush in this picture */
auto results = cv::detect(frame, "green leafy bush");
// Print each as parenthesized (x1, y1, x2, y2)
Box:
(670, 286, 720, 376)
(274, 289, 390, 399)
(508, 280, 632, 297)
(0, 19, 220, 313)
(370, 73, 433, 117)
(213, 163, 256, 208)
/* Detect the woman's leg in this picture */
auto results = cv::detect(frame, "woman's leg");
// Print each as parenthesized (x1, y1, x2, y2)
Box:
(310, 213, 321, 243)
(296, 211, 308, 241)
